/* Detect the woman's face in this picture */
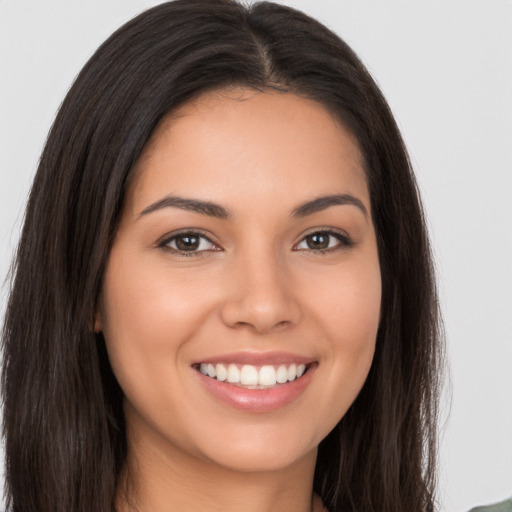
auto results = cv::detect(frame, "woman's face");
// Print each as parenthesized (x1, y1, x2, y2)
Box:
(97, 88, 381, 473)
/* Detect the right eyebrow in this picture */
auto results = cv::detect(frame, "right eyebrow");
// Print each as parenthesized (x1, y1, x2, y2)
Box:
(291, 193, 368, 219)
(138, 195, 231, 220)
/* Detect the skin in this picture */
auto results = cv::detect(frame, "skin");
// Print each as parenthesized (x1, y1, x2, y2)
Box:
(96, 87, 382, 512)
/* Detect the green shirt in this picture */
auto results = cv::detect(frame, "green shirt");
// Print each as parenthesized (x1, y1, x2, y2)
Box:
(469, 498, 512, 512)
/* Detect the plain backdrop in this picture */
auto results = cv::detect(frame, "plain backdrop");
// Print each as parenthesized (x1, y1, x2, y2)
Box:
(0, 1, 511, 511)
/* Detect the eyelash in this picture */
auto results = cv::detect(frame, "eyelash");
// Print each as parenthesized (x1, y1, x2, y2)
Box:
(294, 229, 353, 254)
(157, 230, 219, 258)
(157, 228, 353, 258)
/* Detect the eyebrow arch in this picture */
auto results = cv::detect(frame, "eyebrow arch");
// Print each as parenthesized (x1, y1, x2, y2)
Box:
(138, 193, 367, 221)
(292, 194, 368, 218)
(139, 195, 231, 219)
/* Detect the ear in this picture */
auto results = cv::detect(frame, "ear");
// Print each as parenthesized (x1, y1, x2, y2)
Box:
(94, 313, 103, 333)
(94, 301, 103, 333)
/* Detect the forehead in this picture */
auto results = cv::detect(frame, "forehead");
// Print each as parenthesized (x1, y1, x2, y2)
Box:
(127, 87, 369, 216)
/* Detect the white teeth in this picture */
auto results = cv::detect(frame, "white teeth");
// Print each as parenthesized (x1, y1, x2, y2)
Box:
(199, 362, 309, 386)
(259, 365, 277, 386)
(276, 365, 289, 384)
(240, 365, 259, 385)
(227, 364, 241, 383)
(207, 364, 216, 378)
(216, 363, 227, 382)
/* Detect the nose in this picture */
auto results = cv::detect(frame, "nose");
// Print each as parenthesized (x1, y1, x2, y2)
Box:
(219, 250, 302, 334)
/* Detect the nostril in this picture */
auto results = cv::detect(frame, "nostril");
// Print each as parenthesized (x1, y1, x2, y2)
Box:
(218, 284, 302, 334)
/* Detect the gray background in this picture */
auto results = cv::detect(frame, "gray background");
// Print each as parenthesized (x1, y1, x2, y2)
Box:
(1, 1, 511, 510)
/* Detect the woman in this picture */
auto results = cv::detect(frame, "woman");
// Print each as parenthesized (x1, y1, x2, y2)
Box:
(1, 1, 444, 511)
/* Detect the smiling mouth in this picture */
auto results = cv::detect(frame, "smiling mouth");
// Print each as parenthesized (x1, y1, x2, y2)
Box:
(194, 362, 312, 389)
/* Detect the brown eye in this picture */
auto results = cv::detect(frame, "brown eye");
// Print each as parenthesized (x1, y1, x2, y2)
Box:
(160, 232, 218, 255)
(175, 234, 201, 251)
(295, 230, 352, 252)
(305, 233, 330, 250)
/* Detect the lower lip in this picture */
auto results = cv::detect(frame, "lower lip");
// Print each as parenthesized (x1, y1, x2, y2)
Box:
(195, 365, 316, 413)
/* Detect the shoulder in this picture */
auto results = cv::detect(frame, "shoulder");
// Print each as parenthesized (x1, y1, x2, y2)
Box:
(469, 497, 512, 512)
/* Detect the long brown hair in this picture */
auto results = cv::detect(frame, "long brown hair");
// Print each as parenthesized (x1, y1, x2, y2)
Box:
(2, 1, 444, 510)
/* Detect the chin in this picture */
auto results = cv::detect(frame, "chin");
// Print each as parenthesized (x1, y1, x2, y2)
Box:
(188, 422, 321, 474)
(204, 443, 316, 474)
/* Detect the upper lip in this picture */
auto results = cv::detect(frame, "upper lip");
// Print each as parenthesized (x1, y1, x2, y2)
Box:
(193, 351, 316, 366)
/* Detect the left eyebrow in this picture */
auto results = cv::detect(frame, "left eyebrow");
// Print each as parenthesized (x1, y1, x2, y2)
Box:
(138, 195, 231, 219)
(291, 194, 368, 218)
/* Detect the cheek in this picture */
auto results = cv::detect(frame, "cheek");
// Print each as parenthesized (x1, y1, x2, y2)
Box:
(331, 259, 381, 363)
(309, 251, 381, 345)
(101, 250, 211, 343)
(98, 257, 219, 451)
(98, 250, 213, 399)
(306, 256, 381, 427)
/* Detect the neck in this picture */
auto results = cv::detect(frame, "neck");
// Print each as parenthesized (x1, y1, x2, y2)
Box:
(117, 420, 321, 512)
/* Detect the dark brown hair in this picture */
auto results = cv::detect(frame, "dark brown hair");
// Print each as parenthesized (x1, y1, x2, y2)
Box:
(1, 1, 443, 511)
